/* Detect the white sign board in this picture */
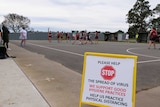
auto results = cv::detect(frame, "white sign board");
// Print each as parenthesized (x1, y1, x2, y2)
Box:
(79, 52, 137, 107)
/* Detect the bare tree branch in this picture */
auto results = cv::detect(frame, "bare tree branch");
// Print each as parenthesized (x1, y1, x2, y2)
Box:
(2, 13, 31, 33)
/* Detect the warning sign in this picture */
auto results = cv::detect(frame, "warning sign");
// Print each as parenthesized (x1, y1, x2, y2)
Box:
(79, 52, 137, 107)
(101, 65, 116, 80)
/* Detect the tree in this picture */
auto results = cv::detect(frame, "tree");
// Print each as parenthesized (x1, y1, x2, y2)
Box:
(153, 4, 160, 17)
(152, 4, 160, 32)
(151, 17, 160, 32)
(2, 13, 30, 33)
(126, 0, 152, 34)
(128, 25, 139, 38)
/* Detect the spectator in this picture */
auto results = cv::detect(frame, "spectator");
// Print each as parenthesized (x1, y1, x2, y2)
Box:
(0, 29, 2, 43)
(125, 32, 129, 43)
(135, 33, 139, 43)
(2, 23, 10, 50)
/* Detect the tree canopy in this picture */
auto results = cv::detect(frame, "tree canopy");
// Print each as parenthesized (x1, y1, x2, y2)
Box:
(153, 4, 160, 16)
(152, 4, 160, 32)
(126, 0, 152, 34)
(2, 13, 30, 33)
(126, 0, 160, 36)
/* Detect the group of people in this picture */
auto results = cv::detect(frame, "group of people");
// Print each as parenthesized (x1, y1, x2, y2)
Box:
(125, 32, 139, 43)
(1, 23, 159, 49)
(124, 27, 159, 49)
(0, 23, 27, 49)
(0, 23, 27, 59)
(72, 31, 99, 45)
(48, 31, 67, 43)
(47, 30, 99, 45)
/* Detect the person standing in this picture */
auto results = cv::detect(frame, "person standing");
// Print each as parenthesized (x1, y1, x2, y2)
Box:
(79, 31, 84, 45)
(135, 33, 139, 43)
(56, 31, 61, 43)
(148, 27, 158, 49)
(19, 27, 27, 46)
(72, 31, 78, 44)
(66, 32, 70, 42)
(94, 31, 99, 44)
(0, 29, 2, 43)
(86, 32, 93, 44)
(48, 31, 52, 42)
(2, 23, 10, 50)
(125, 32, 129, 43)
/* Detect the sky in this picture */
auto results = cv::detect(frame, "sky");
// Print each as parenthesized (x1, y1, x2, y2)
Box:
(0, 0, 158, 32)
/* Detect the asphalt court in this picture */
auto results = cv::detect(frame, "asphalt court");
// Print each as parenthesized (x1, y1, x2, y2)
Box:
(11, 40, 160, 92)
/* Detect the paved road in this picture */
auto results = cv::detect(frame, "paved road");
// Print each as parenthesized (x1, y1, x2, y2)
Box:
(10, 40, 160, 92)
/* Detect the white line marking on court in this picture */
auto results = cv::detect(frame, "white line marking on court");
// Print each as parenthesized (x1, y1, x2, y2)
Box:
(127, 48, 160, 63)
(127, 48, 160, 58)
(29, 43, 160, 64)
(28, 42, 84, 57)
(137, 59, 160, 63)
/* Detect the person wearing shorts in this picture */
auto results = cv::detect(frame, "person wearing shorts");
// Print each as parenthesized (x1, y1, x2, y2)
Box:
(57, 31, 61, 43)
(148, 27, 158, 49)
(48, 31, 52, 42)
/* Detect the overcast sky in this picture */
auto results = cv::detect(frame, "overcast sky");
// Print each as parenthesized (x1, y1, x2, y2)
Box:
(0, 0, 158, 32)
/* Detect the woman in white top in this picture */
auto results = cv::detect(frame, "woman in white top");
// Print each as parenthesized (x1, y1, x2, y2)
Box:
(19, 27, 27, 46)
(125, 32, 129, 42)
